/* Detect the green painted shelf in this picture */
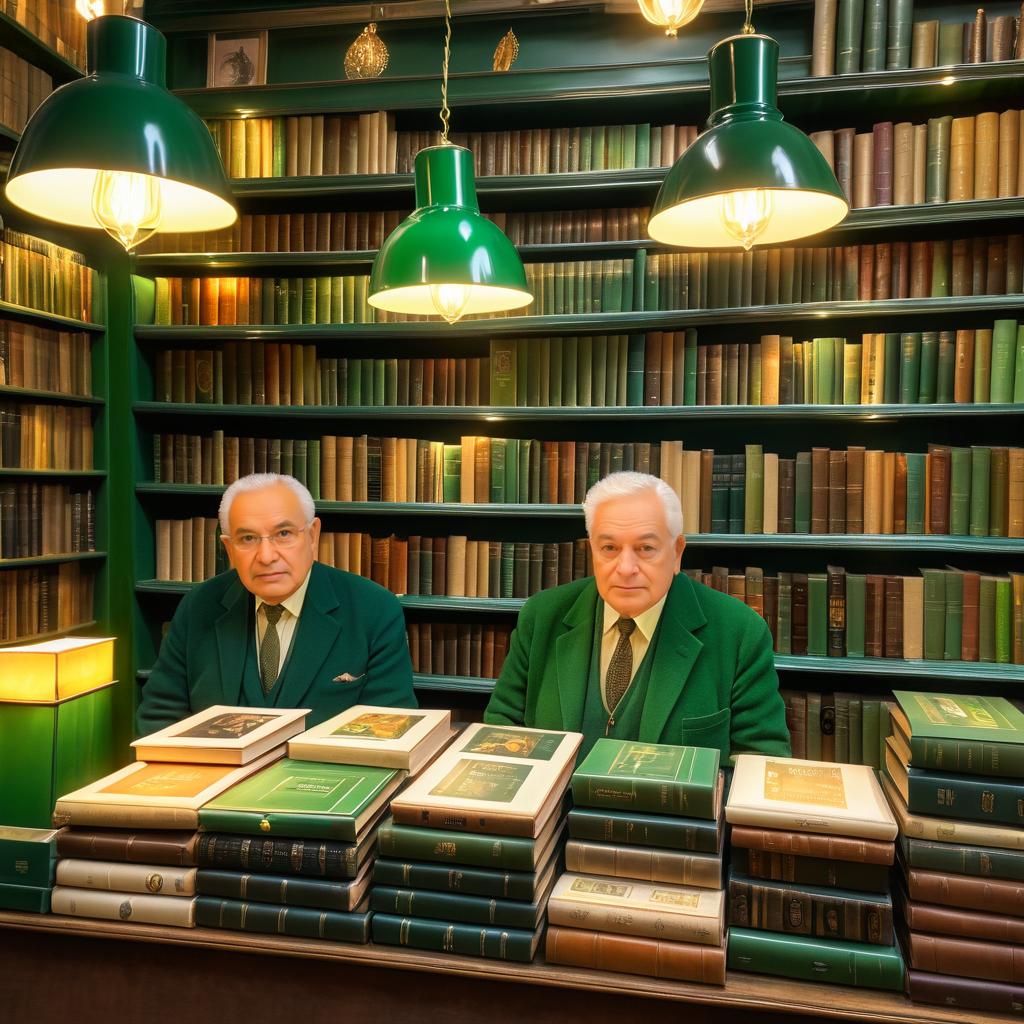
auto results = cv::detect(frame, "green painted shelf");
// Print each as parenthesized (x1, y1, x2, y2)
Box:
(0, 469, 106, 479)
(413, 673, 497, 695)
(0, 11, 83, 84)
(134, 295, 1024, 343)
(1, 386, 104, 407)
(0, 620, 98, 649)
(0, 123, 18, 148)
(0, 552, 107, 569)
(132, 402, 1024, 423)
(0, 299, 105, 334)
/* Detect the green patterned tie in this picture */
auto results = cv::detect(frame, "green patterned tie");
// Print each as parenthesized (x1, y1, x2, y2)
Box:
(605, 617, 637, 711)
(259, 603, 285, 695)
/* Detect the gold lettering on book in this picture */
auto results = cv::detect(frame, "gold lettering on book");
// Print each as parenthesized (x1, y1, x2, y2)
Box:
(763, 761, 848, 809)
(571, 877, 630, 898)
(650, 889, 699, 908)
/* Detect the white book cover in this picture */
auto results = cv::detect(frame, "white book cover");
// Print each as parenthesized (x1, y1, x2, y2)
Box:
(56, 859, 197, 897)
(53, 748, 282, 829)
(548, 872, 724, 945)
(51, 886, 196, 927)
(726, 754, 898, 841)
(288, 706, 452, 773)
(389, 723, 583, 837)
(131, 706, 309, 765)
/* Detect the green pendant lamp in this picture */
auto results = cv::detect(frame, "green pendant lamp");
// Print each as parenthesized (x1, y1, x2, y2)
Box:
(5, 15, 236, 251)
(369, 0, 530, 324)
(648, 0, 848, 250)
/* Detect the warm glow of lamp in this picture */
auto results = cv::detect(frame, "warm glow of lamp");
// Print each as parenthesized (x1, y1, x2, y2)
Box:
(92, 169, 163, 251)
(0, 637, 115, 703)
(76, 0, 104, 20)
(637, 0, 703, 37)
(721, 189, 773, 250)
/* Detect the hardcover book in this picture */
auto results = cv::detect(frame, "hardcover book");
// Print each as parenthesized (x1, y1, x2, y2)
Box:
(897, 887, 1024, 944)
(56, 829, 200, 867)
(548, 872, 724, 945)
(727, 755, 897, 841)
(389, 723, 582, 837)
(0, 826, 59, 887)
(196, 896, 372, 943)
(131, 706, 309, 765)
(0, 882, 51, 913)
(198, 758, 404, 842)
(55, 858, 196, 897)
(908, 970, 1024, 1017)
(51, 886, 197, 928)
(372, 912, 543, 962)
(287, 705, 452, 774)
(732, 847, 890, 893)
(52, 751, 281, 829)
(0, 636, 114, 702)
(571, 740, 720, 819)
(196, 830, 375, 879)
(565, 839, 722, 889)
(729, 826, 894, 865)
(197, 859, 372, 911)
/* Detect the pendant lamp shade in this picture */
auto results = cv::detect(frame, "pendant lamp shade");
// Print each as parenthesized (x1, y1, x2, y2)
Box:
(5, 15, 236, 248)
(369, 145, 531, 322)
(648, 34, 847, 249)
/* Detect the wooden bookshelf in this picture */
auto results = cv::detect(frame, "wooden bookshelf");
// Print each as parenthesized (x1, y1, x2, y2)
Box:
(0, 10, 83, 84)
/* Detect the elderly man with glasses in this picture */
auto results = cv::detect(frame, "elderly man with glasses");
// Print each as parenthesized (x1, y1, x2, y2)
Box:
(136, 473, 416, 733)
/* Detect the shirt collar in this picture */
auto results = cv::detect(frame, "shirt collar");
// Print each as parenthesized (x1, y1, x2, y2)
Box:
(602, 591, 669, 642)
(255, 564, 313, 621)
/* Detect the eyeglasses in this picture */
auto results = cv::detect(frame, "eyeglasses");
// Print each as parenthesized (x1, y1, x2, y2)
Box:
(226, 523, 311, 552)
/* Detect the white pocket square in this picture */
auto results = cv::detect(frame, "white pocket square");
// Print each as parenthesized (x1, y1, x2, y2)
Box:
(332, 672, 365, 683)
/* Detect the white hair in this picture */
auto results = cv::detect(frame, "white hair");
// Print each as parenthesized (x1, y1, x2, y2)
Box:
(583, 471, 684, 538)
(218, 473, 315, 534)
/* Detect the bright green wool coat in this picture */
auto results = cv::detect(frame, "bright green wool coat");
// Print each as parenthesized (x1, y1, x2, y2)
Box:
(484, 572, 791, 762)
(136, 561, 416, 734)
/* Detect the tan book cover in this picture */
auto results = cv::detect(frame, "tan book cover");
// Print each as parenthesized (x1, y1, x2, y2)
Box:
(973, 111, 999, 200)
(51, 886, 196, 927)
(949, 116, 975, 201)
(564, 839, 722, 888)
(892, 122, 914, 205)
(56, 858, 196, 897)
(548, 872, 724, 946)
(681, 448, 700, 536)
(288, 705, 452, 774)
(998, 109, 1019, 198)
(727, 755, 897, 841)
(902, 574, 924, 659)
(53, 750, 281, 829)
(131, 706, 308, 765)
(763, 453, 779, 534)
(389, 723, 582, 837)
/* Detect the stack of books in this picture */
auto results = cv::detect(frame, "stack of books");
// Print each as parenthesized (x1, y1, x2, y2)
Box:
(0, 827, 59, 912)
(882, 691, 1024, 1016)
(50, 706, 306, 928)
(193, 706, 451, 944)
(546, 739, 727, 985)
(372, 722, 582, 962)
(726, 754, 904, 991)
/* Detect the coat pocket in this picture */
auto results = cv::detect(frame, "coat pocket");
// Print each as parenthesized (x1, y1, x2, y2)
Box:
(678, 706, 731, 751)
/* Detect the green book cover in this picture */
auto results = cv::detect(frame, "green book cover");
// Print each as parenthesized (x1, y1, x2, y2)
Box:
(315, 277, 331, 325)
(805, 693, 822, 760)
(806, 573, 827, 656)
(505, 438, 519, 504)
(794, 452, 812, 533)
(632, 250, 646, 312)
(861, 0, 887, 71)
(197, 869, 362, 911)
(567, 806, 721, 853)
(272, 117, 285, 177)
(849, 697, 863, 765)
(592, 125, 606, 170)
(917, 331, 938, 403)
(930, 239, 950, 297)
(886, 0, 912, 68)
(373, 913, 540, 962)
(990, 319, 1017, 403)
(892, 692, 1024, 778)
(901, 836, 1024, 880)
(921, 570, 947, 660)
(301, 277, 316, 325)
(489, 438, 507, 502)
(634, 122, 651, 167)
(0, 882, 50, 913)
(684, 329, 698, 405)
(861, 699, 880, 769)
(925, 116, 952, 204)
(744, 443, 764, 533)
(905, 766, 1024, 827)
(969, 446, 991, 537)
(936, 331, 955, 403)
(776, 572, 792, 655)
(571, 739, 720, 819)
(373, 857, 555, 901)
(563, 335, 578, 407)
(378, 818, 554, 871)
(442, 444, 461, 503)
(372, 883, 549, 930)
(882, 334, 900, 404)
(937, 22, 963, 64)
(846, 572, 866, 657)
(973, 328, 993, 405)
(836, 0, 866, 73)
(626, 335, 645, 406)
(949, 447, 971, 535)
(592, 335, 608, 408)
(905, 453, 926, 534)
(728, 929, 904, 992)
(814, 338, 835, 404)
(578, 336, 593, 406)
(944, 570, 963, 661)
(489, 340, 517, 406)
(995, 576, 1012, 664)
(899, 332, 921, 404)
(0, 827, 57, 887)
(196, 897, 370, 943)
(606, 125, 624, 169)
(834, 693, 850, 763)
(622, 123, 637, 170)
(307, 439, 320, 499)
(198, 759, 402, 841)
(548, 337, 563, 407)
(373, 358, 386, 406)
(1014, 326, 1024, 403)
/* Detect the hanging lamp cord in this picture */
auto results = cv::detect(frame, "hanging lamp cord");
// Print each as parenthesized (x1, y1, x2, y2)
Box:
(439, 0, 453, 143)
(742, 0, 755, 34)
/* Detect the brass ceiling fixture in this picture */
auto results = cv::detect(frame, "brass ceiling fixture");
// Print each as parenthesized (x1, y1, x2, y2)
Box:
(345, 11, 390, 79)
(493, 28, 519, 71)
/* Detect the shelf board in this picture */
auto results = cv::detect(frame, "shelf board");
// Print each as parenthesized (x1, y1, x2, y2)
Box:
(0, 469, 106, 479)
(0, 299, 104, 334)
(0, 123, 19, 148)
(132, 401, 1024, 423)
(0, 552, 107, 569)
(134, 294, 1024, 343)
(0, 621, 98, 648)
(414, 673, 498, 695)
(0, 386, 104, 407)
(0, 11, 84, 83)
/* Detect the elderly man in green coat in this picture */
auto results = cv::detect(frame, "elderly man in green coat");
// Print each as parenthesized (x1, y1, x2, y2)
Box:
(485, 471, 791, 761)
(137, 473, 416, 734)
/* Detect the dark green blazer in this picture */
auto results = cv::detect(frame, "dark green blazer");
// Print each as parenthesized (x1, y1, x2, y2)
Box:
(484, 572, 791, 762)
(136, 561, 416, 734)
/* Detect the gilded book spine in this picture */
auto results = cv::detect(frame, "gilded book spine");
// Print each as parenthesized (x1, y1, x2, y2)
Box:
(548, 893, 723, 945)
(196, 867, 370, 911)
(196, 896, 371, 943)
(371, 885, 547, 930)
(196, 833, 365, 879)
(565, 840, 722, 889)
(55, 859, 196, 897)
(372, 913, 540, 961)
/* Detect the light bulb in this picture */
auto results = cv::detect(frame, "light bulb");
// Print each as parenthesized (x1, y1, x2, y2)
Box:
(637, 0, 704, 37)
(430, 283, 471, 323)
(720, 189, 773, 250)
(91, 170, 163, 251)
(75, 0, 104, 20)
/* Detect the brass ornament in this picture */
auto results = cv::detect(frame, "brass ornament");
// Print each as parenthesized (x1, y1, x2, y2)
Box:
(345, 22, 389, 80)
(492, 28, 519, 72)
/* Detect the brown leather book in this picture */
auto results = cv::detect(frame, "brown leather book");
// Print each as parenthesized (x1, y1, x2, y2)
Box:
(910, 20, 938, 67)
(968, 6, 987, 62)
(778, 458, 795, 533)
(858, 245, 875, 301)
(57, 829, 200, 866)
(699, 448, 714, 533)
(834, 127, 855, 200)
(730, 827, 894, 865)
(991, 15, 1016, 59)
(913, 123, 928, 203)
(853, 132, 874, 208)
(909, 240, 931, 297)
(990, 447, 1010, 538)
(927, 443, 952, 534)
(973, 111, 999, 200)
(546, 926, 726, 984)
(811, 447, 829, 534)
(900, 892, 1024, 944)
(908, 970, 1024, 1016)
(884, 575, 904, 657)
(873, 242, 892, 299)
(906, 930, 1024, 983)
(864, 574, 885, 657)
(949, 116, 976, 201)
(863, 449, 883, 533)
(827, 564, 846, 656)
(845, 446, 865, 533)
(791, 573, 809, 654)
(828, 450, 847, 533)
(906, 867, 1024, 916)
(954, 329, 975, 402)
(811, 0, 838, 75)
(1000, 109, 1021, 198)
(872, 121, 894, 206)
(961, 569, 981, 660)
(893, 452, 907, 533)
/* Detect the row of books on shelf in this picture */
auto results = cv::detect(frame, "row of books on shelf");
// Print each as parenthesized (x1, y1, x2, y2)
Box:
(0, 45, 52, 135)
(136, 206, 649, 255)
(407, 621, 512, 680)
(781, 689, 892, 766)
(145, 233, 1024, 326)
(0, 403, 93, 470)
(204, 111, 699, 180)
(150, 433, 1024, 537)
(0, 321, 93, 396)
(812, 110, 1024, 209)
(0, 561, 94, 642)
(1, 0, 87, 71)
(0, 483, 96, 559)
(812, 0, 1021, 76)
(1, 229, 98, 323)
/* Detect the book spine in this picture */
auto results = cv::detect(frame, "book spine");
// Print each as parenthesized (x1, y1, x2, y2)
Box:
(196, 896, 371, 943)
(377, 822, 538, 871)
(733, 848, 890, 893)
(389, 805, 534, 838)
(55, 859, 196, 896)
(195, 869, 364, 911)
(571, 774, 715, 818)
(566, 809, 721, 853)
(565, 840, 722, 889)
(372, 913, 538, 962)
(902, 838, 1024, 881)
(372, 858, 543, 901)
(51, 886, 196, 927)
(56, 831, 198, 867)
(372, 885, 542, 930)
(909, 735, 1024, 779)
(198, 809, 357, 842)
(907, 771, 1024, 827)
(906, 867, 1024, 914)
(906, 931, 1024, 984)
(196, 833, 362, 879)
(548, 894, 722, 945)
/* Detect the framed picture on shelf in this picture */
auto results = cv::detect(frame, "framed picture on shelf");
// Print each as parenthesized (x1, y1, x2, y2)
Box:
(206, 30, 268, 88)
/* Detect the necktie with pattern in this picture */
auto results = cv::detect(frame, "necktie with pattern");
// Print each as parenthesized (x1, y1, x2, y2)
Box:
(605, 616, 637, 711)
(259, 603, 285, 695)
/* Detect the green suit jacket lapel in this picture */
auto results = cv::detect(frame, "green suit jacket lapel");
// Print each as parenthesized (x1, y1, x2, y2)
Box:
(554, 580, 599, 733)
(215, 572, 250, 705)
(638, 572, 708, 742)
